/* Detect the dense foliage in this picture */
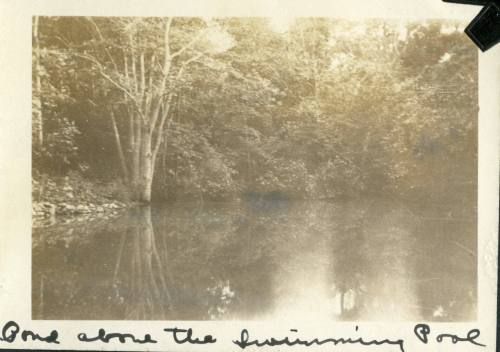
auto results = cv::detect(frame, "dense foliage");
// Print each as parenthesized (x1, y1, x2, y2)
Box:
(32, 17, 477, 202)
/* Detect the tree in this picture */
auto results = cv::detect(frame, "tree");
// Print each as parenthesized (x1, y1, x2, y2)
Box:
(71, 17, 234, 202)
(32, 17, 82, 178)
(33, 18, 477, 202)
(33, 16, 43, 147)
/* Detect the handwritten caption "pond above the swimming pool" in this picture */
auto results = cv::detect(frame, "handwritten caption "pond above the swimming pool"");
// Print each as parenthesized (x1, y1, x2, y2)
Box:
(0, 321, 486, 352)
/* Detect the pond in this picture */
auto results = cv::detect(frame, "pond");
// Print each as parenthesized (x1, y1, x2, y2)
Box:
(32, 198, 476, 321)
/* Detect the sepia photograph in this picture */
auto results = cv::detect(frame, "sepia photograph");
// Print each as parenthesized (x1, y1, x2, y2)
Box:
(31, 16, 479, 322)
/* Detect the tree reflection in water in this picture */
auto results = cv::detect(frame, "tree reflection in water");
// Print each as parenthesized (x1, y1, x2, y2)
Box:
(327, 202, 421, 320)
(114, 206, 173, 319)
(32, 199, 476, 321)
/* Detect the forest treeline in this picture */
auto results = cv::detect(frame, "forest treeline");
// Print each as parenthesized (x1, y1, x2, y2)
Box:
(32, 17, 477, 203)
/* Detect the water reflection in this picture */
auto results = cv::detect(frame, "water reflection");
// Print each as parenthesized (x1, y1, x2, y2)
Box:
(32, 199, 476, 321)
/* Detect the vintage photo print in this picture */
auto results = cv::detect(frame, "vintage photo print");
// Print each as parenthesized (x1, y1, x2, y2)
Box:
(31, 16, 479, 322)
(0, 0, 498, 351)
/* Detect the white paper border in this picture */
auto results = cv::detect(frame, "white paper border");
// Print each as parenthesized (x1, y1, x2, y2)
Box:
(0, 0, 498, 351)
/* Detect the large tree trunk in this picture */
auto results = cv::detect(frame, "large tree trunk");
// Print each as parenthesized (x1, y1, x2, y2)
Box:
(131, 128, 154, 203)
(136, 161, 153, 202)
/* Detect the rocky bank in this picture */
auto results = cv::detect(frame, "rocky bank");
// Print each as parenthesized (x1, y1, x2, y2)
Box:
(32, 174, 129, 227)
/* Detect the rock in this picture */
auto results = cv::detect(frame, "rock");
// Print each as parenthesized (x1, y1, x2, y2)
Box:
(56, 204, 66, 214)
(96, 206, 104, 212)
(76, 205, 90, 213)
(39, 202, 56, 216)
(48, 205, 56, 216)
(58, 203, 76, 214)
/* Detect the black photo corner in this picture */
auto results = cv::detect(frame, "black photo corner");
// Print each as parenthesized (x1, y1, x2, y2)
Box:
(443, 0, 500, 50)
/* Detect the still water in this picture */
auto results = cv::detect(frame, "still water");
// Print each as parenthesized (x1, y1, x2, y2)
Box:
(32, 199, 476, 321)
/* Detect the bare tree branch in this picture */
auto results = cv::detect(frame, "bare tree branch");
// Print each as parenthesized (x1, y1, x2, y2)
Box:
(99, 71, 137, 108)
(73, 52, 146, 121)
(151, 18, 173, 129)
(152, 94, 174, 166)
(131, 52, 138, 94)
(170, 29, 205, 60)
(86, 17, 120, 74)
(151, 52, 203, 165)
(140, 52, 146, 99)
(163, 17, 173, 72)
(177, 51, 205, 77)
(110, 109, 130, 181)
